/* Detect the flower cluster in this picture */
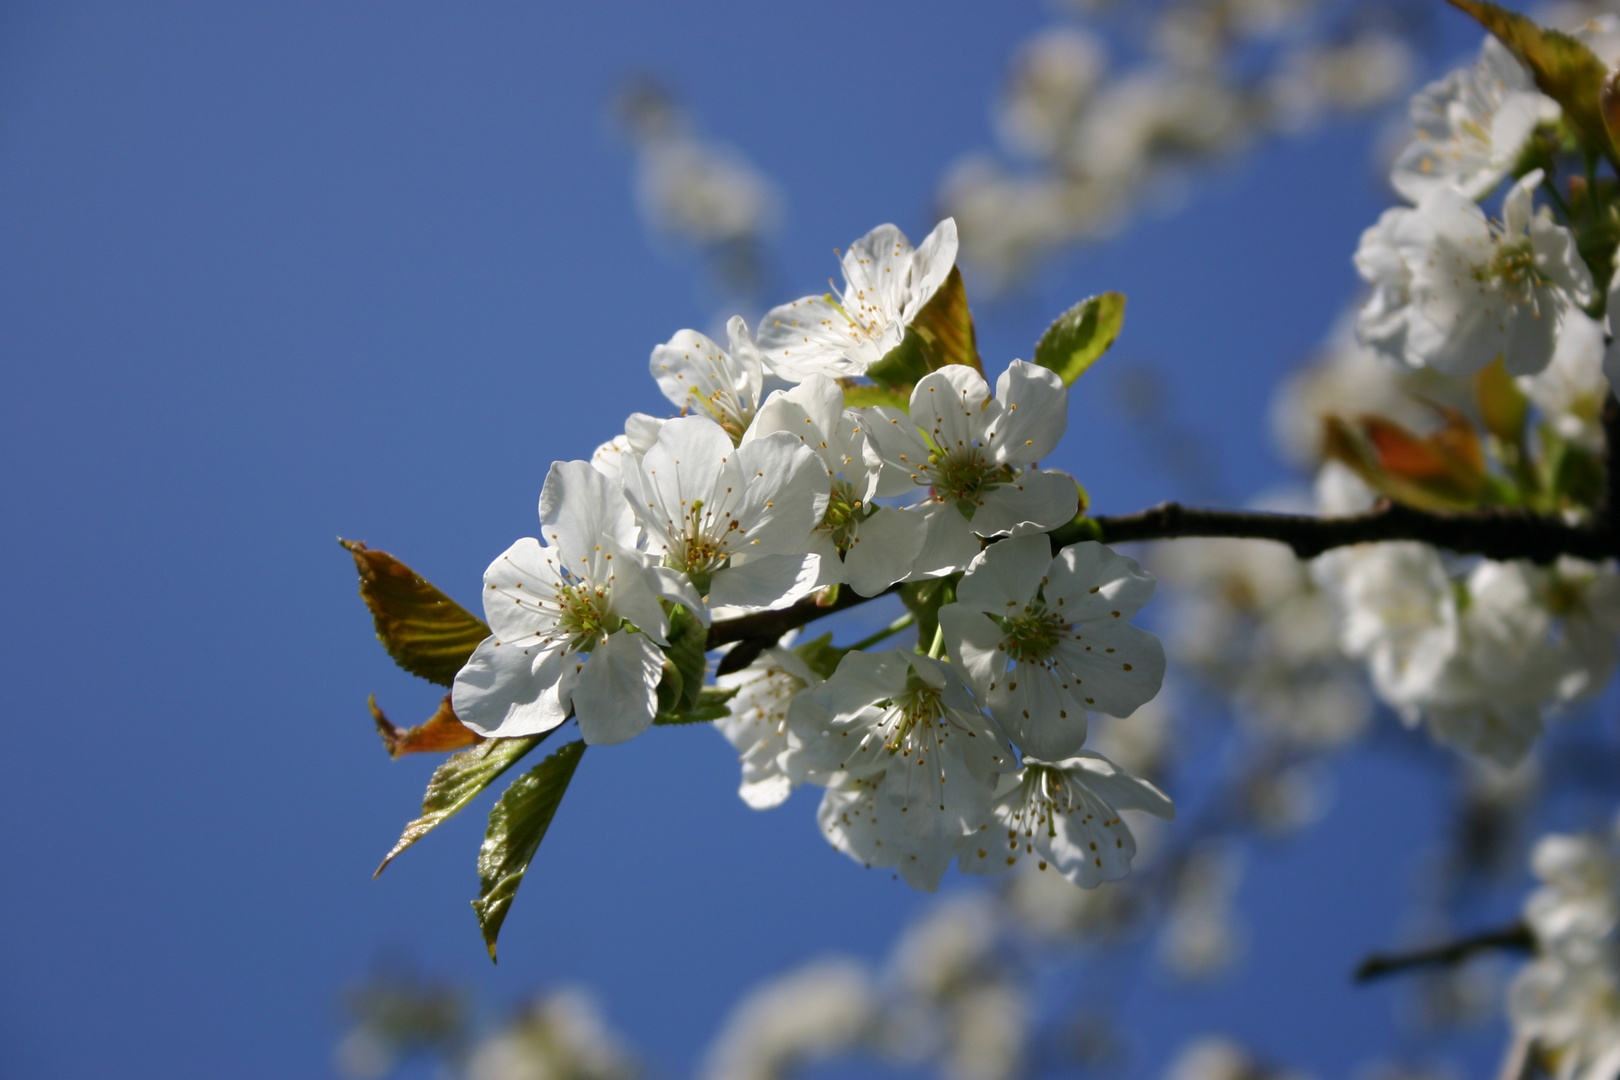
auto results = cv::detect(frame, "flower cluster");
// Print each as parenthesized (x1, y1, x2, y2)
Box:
(1303, 23, 1620, 769)
(1511, 820, 1620, 1080)
(451, 218, 1172, 892)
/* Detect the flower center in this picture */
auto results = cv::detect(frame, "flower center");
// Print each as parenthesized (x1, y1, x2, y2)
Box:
(668, 497, 742, 579)
(879, 672, 948, 757)
(685, 387, 751, 444)
(999, 606, 1068, 663)
(555, 582, 618, 651)
(1005, 765, 1065, 839)
(926, 447, 1014, 516)
(818, 478, 875, 555)
(1475, 238, 1547, 298)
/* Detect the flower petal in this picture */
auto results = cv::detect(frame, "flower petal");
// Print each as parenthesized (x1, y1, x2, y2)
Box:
(956, 533, 1051, 614)
(573, 631, 663, 745)
(451, 635, 572, 738)
(986, 360, 1067, 465)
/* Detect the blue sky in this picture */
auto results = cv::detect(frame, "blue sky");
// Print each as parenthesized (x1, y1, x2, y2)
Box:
(0, 3, 1518, 1079)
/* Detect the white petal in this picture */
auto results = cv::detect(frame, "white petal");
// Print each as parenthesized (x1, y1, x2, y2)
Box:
(1044, 540, 1157, 621)
(909, 503, 984, 578)
(986, 360, 1067, 465)
(991, 667, 1089, 759)
(480, 536, 566, 644)
(709, 552, 822, 612)
(451, 636, 572, 738)
(956, 533, 1051, 614)
(733, 432, 830, 555)
(539, 459, 637, 572)
(573, 631, 663, 745)
(838, 506, 928, 596)
(970, 469, 1078, 536)
(1052, 621, 1166, 718)
(910, 366, 995, 454)
(1058, 750, 1175, 819)
(938, 603, 1006, 700)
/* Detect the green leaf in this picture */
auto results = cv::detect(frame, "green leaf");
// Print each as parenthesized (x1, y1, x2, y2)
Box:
(1447, 0, 1619, 166)
(342, 540, 490, 686)
(1034, 292, 1126, 385)
(472, 739, 587, 962)
(910, 266, 982, 374)
(374, 733, 547, 876)
(655, 685, 739, 725)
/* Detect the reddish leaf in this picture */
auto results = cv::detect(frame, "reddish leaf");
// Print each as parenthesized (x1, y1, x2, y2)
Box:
(371, 693, 484, 759)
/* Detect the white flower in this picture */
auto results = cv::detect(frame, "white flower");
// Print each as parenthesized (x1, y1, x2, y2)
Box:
(955, 752, 1173, 887)
(624, 415, 829, 612)
(1390, 36, 1555, 204)
(713, 640, 819, 810)
(1353, 205, 1420, 367)
(1510, 822, 1620, 1080)
(757, 219, 959, 381)
(1378, 170, 1594, 376)
(995, 27, 1107, 161)
(1418, 559, 1564, 766)
(1545, 558, 1620, 703)
(698, 959, 875, 1080)
(650, 316, 766, 442)
(744, 374, 927, 596)
(465, 989, 637, 1080)
(452, 460, 697, 745)
(865, 362, 1078, 578)
(1325, 541, 1458, 709)
(790, 650, 1015, 891)
(940, 535, 1164, 760)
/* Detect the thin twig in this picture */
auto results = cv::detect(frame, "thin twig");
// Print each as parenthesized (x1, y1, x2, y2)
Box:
(1353, 921, 1533, 983)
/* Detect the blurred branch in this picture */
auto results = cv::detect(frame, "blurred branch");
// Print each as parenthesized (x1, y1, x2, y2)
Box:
(1089, 500, 1610, 562)
(1353, 921, 1532, 983)
(707, 498, 1613, 662)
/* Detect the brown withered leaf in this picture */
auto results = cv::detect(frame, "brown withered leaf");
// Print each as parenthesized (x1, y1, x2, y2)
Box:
(342, 539, 490, 686)
(371, 693, 484, 758)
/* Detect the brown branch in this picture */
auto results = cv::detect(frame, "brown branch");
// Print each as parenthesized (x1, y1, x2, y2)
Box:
(1353, 921, 1533, 983)
(704, 501, 1616, 664)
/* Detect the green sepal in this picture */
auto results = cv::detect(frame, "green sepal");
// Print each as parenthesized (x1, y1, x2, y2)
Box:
(374, 732, 548, 877)
(342, 540, 490, 687)
(666, 607, 709, 710)
(1447, 0, 1620, 169)
(654, 685, 739, 725)
(472, 739, 587, 963)
(898, 577, 957, 657)
(791, 632, 849, 680)
(1034, 292, 1126, 385)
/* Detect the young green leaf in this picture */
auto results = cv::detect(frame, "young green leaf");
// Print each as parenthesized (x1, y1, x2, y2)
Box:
(370, 693, 484, 758)
(374, 733, 547, 877)
(472, 739, 587, 962)
(839, 383, 912, 411)
(1034, 293, 1127, 385)
(342, 539, 490, 686)
(1447, 0, 1619, 167)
